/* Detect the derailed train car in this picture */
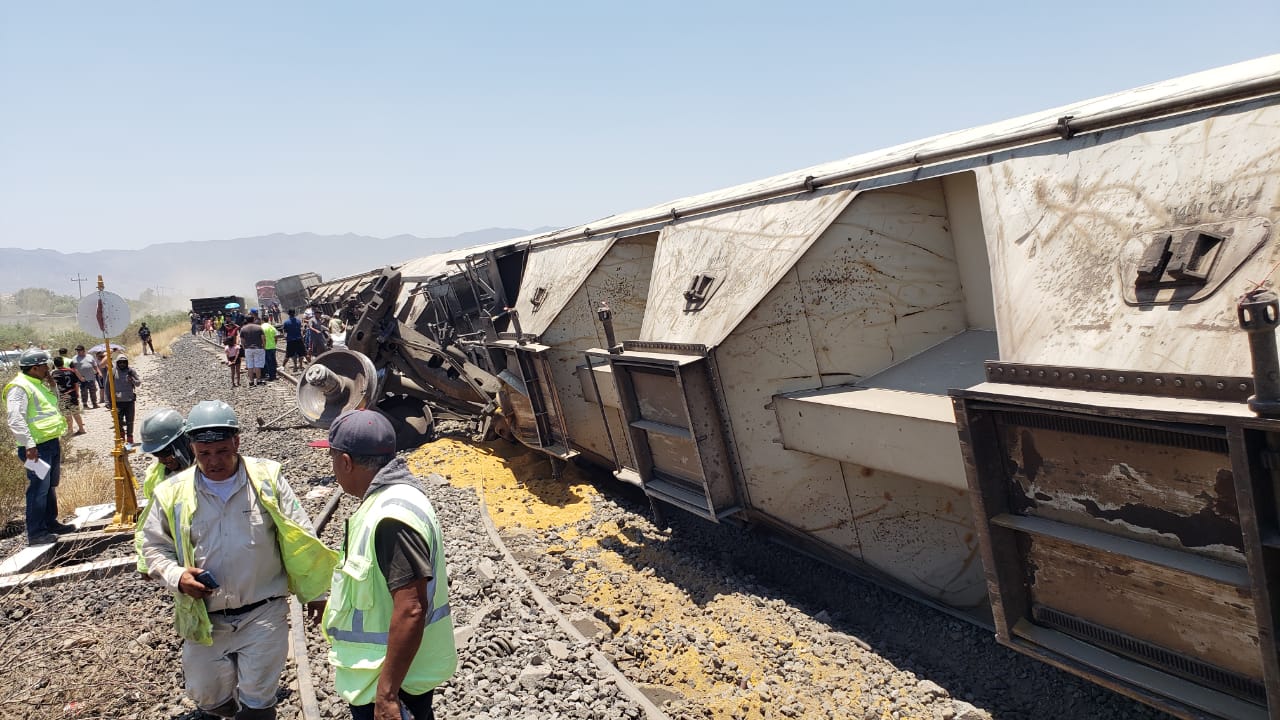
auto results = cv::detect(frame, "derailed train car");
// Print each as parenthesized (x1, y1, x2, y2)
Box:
(299, 56, 1280, 719)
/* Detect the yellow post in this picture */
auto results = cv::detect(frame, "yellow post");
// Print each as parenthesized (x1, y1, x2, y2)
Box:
(97, 275, 140, 532)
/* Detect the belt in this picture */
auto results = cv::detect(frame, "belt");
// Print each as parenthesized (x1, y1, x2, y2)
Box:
(210, 596, 281, 616)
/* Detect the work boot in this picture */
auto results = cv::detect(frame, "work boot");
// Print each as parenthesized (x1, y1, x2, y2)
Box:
(234, 705, 277, 720)
(50, 522, 77, 534)
(202, 698, 240, 718)
(27, 532, 57, 545)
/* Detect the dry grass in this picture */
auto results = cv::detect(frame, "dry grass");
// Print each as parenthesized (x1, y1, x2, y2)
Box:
(57, 441, 117, 512)
(0, 436, 118, 526)
(0, 451, 24, 527)
(121, 319, 188, 360)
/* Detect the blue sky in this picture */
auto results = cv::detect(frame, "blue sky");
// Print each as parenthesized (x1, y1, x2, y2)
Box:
(2, 1, 1278, 253)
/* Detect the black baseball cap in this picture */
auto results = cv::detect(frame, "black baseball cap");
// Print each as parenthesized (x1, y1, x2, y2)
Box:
(310, 409, 396, 454)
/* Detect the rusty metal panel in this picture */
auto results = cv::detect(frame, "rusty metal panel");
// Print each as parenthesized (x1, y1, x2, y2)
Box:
(995, 416, 1245, 564)
(640, 187, 855, 346)
(1026, 534, 1261, 683)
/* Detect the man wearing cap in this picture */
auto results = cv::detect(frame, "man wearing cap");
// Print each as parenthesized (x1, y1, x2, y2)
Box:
(4, 349, 75, 545)
(140, 400, 337, 720)
(311, 410, 456, 720)
(71, 345, 100, 409)
(112, 355, 142, 444)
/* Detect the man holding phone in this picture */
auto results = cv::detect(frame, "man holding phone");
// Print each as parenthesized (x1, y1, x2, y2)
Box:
(140, 400, 336, 720)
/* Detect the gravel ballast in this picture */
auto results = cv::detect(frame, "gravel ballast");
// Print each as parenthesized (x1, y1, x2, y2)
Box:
(0, 336, 1175, 720)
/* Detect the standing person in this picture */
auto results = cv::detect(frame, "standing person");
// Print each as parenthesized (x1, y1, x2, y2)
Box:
(134, 408, 194, 573)
(224, 337, 242, 388)
(72, 345, 99, 409)
(139, 322, 155, 355)
(311, 409, 457, 720)
(190, 311, 201, 336)
(238, 313, 266, 387)
(113, 355, 142, 444)
(94, 351, 109, 406)
(223, 316, 240, 349)
(4, 349, 74, 545)
(303, 310, 326, 363)
(50, 357, 87, 436)
(139, 401, 337, 720)
(261, 315, 278, 382)
(281, 309, 305, 372)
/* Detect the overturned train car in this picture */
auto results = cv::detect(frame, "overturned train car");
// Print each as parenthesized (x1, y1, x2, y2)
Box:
(302, 56, 1280, 719)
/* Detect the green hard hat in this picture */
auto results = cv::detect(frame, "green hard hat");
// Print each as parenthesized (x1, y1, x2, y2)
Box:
(186, 400, 240, 442)
(19, 349, 51, 368)
(140, 409, 186, 453)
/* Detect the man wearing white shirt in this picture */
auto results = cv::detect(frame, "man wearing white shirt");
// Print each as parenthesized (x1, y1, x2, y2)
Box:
(139, 400, 336, 719)
(4, 349, 74, 545)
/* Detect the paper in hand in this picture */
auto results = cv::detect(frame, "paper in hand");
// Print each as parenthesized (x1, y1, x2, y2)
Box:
(24, 458, 51, 480)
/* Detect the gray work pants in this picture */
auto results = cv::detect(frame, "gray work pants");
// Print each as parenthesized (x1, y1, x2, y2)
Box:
(182, 597, 289, 713)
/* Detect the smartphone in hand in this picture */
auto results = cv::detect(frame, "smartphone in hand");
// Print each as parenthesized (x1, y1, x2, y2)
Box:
(194, 570, 219, 589)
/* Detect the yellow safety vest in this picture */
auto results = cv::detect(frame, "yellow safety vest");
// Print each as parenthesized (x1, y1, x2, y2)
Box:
(134, 461, 170, 574)
(150, 457, 338, 645)
(322, 483, 457, 704)
(4, 372, 68, 446)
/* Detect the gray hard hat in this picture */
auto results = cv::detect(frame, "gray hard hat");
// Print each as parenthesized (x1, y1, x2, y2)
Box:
(186, 400, 240, 442)
(141, 409, 186, 454)
(18, 349, 51, 368)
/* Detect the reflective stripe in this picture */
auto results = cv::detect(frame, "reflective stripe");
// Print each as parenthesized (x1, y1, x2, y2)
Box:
(354, 493, 447, 621)
(428, 603, 451, 625)
(327, 609, 389, 645)
(351, 497, 434, 556)
(172, 502, 186, 566)
(326, 603, 451, 647)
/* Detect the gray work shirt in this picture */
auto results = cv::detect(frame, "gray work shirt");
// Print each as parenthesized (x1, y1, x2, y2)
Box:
(140, 459, 314, 612)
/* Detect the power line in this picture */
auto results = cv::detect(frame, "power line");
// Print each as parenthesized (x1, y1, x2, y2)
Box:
(70, 274, 89, 299)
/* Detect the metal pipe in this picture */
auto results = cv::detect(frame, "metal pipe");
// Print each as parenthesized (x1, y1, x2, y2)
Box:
(535, 72, 1280, 246)
(596, 302, 621, 354)
(1237, 289, 1280, 417)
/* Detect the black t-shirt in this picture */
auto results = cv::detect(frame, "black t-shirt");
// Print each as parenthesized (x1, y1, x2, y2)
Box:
(51, 368, 79, 402)
(373, 518, 433, 591)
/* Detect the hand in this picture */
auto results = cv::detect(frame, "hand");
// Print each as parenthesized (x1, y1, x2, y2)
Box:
(24, 447, 38, 461)
(178, 567, 216, 598)
(373, 695, 402, 720)
(305, 598, 327, 626)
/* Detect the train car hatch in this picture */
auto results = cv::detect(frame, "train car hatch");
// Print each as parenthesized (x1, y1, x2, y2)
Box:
(599, 344, 741, 522)
(492, 340, 577, 459)
(952, 359, 1275, 720)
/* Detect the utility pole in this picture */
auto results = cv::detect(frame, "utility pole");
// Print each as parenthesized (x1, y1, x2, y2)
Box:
(71, 274, 88, 298)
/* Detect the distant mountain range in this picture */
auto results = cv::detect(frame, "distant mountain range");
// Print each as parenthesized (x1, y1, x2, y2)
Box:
(0, 228, 555, 302)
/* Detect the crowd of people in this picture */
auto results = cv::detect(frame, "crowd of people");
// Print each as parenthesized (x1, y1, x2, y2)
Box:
(190, 306, 345, 387)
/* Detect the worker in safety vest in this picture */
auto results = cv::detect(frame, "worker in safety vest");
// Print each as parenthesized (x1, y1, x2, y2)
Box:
(4, 349, 74, 545)
(133, 408, 194, 573)
(309, 409, 456, 720)
(139, 400, 337, 720)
